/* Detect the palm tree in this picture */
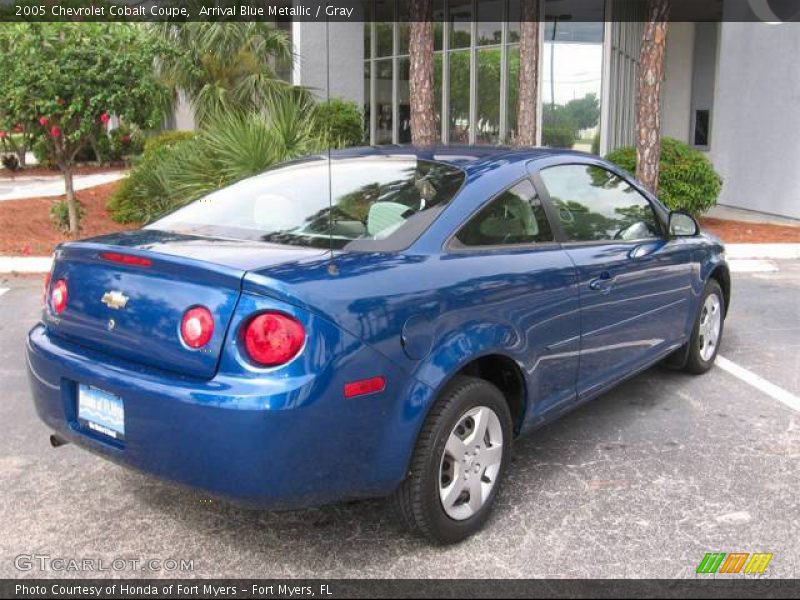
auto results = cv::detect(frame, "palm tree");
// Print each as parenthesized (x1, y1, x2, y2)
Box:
(636, 0, 671, 193)
(154, 22, 293, 126)
(515, 0, 540, 146)
(408, 0, 438, 146)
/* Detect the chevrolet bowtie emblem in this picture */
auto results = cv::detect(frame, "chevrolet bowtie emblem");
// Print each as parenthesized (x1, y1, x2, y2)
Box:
(101, 291, 129, 310)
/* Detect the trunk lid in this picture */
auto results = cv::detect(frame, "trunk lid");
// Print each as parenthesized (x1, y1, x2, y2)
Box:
(47, 230, 327, 379)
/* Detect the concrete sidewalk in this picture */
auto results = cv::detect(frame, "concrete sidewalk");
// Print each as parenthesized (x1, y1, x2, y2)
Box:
(706, 204, 800, 227)
(0, 171, 127, 202)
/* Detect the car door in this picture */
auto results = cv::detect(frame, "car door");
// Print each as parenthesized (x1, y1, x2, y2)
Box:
(532, 161, 693, 399)
(446, 177, 581, 426)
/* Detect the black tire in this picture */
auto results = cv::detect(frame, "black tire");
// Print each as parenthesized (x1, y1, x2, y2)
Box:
(683, 279, 725, 374)
(392, 375, 513, 544)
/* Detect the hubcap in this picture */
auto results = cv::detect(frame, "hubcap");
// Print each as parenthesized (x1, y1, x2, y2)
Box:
(439, 406, 504, 521)
(698, 293, 722, 361)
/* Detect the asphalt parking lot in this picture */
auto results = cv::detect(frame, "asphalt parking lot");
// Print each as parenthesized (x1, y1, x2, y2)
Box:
(1, 262, 798, 579)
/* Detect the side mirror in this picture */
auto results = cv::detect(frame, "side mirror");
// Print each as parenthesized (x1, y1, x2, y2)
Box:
(669, 211, 699, 237)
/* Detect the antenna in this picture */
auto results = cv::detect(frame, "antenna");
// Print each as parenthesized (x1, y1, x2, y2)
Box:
(325, 3, 334, 259)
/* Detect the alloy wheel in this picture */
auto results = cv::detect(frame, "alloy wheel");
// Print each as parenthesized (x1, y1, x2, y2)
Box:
(438, 405, 504, 521)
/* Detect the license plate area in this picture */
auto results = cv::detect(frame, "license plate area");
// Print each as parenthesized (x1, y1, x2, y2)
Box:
(77, 384, 125, 441)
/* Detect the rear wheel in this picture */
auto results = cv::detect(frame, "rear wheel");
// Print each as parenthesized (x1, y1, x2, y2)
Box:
(684, 279, 725, 374)
(393, 376, 512, 544)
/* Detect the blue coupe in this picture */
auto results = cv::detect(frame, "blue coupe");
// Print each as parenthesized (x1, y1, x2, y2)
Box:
(27, 146, 729, 543)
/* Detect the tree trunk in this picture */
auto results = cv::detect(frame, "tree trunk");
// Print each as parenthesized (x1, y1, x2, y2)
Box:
(515, 0, 540, 147)
(408, 0, 437, 146)
(636, 0, 671, 194)
(63, 166, 79, 235)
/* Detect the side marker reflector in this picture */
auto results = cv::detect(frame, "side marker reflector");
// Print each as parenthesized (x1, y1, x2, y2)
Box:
(344, 376, 386, 398)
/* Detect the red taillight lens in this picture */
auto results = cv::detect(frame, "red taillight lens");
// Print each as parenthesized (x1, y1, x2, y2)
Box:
(99, 252, 152, 267)
(243, 312, 305, 367)
(180, 306, 214, 348)
(50, 279, 68, 314)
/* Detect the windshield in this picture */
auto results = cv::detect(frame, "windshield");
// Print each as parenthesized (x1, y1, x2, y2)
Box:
(149, 157, 465, 251)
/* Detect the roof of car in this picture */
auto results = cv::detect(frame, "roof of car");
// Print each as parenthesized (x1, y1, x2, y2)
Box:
(324, 144, 597, 174)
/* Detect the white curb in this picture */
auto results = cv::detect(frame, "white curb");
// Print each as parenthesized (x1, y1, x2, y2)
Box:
(725, 243, 800, 260)
(0, 172, 128, 202)
(0, 256, 53, 273)
(728, 259, 779, 273)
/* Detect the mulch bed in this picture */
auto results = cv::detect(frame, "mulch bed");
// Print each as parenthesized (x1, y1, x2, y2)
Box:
(0, 181, 139, 255)
(699, 217, 800, 243)
(0, 164, 126, 179)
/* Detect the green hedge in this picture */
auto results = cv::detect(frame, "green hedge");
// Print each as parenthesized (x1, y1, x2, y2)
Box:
(107, 131, 195, 223)
(312, 98, 363, 148)
(605, 137, 722, 216)
(143, 130, 195, 154)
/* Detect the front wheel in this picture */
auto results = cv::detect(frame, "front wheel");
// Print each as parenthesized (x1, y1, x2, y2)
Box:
(683, 279, 725, 374)
(393, 376, 513, 544)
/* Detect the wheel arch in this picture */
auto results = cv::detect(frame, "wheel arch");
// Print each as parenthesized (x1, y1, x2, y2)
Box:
(708, 263, 731, 316)
(451, 353, 527, 436)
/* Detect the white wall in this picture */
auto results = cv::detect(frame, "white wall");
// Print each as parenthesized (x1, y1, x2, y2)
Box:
(172, 91, 196, 131)
(292, 21, 364, 107)
(711, 21, 800, 219)
(660, 22, 694, 143)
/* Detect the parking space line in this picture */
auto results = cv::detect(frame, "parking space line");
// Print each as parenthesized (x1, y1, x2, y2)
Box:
(717, 355, 800, 413)
(0, 287, 8, 297)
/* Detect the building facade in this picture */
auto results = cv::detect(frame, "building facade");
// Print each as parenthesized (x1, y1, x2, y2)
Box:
(174, 0, 800, 220)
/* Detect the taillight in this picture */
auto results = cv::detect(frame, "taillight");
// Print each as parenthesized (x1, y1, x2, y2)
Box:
(243, 312, 305, 367)
(180, 306, 214, 348)
(99, 251, 152, 267)
(50, 279, 68, 314)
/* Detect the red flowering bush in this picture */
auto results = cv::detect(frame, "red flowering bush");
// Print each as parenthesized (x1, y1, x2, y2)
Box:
(0, 22, 168, 232)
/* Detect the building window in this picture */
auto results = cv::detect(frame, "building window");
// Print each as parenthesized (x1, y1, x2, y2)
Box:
(363, 0, 520, 145)
(542, 19, 604, 152)
(362, 0, 604, 148)
(375, 59, 393, 144)
(476, 47, 502, 144)
(693, 109, 710, 148)
(398, 57, 411, 143)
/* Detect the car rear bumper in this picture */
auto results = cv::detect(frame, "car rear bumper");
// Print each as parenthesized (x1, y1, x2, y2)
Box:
(27, 323, 426, 509)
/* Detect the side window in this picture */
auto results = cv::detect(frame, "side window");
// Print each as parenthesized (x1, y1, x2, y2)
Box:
(539, 165, 660, 242)
(454, 179, 553, 247)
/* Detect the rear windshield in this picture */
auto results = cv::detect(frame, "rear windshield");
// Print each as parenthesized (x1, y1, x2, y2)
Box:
(149, 157, 465, 251)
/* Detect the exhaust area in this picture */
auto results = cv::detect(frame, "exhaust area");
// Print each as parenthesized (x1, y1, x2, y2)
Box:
(49, 434, 69, 448)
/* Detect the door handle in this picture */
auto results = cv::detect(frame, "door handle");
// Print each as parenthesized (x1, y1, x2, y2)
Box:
(588, 271, 614, 294)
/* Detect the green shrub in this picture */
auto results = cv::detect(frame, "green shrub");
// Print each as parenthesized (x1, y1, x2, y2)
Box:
(109, 125, 145, 159)
(107, 140, 187, 223)
(32, 138, 55, 169)
(50, 199, 85, 233)
(312, 98, 363, 148)
(143, 130, 195, 155)
(107, 131, 199, 223)
(605, 137, 722, 216)
(542, 105, 578, 149)
(108, 95, 328, 224)
(590, 132, 600, 156)
(1, 154, 20, 171)
(36, 132, 102, 166)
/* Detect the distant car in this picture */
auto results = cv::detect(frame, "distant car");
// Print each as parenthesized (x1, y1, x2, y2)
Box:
(27, 146, 729, 543)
